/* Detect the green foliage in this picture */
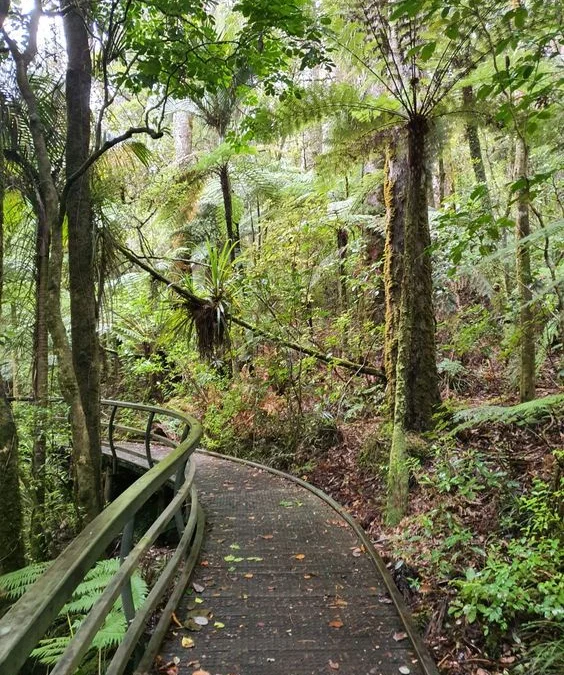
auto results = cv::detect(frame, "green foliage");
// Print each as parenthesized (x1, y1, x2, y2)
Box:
(451, 536, 563, 634)
(0, 559, 148, 667)
(452, 394, 564, 431)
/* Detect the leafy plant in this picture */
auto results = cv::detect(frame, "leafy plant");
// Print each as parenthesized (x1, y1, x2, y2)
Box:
(0, 559, 148, 668)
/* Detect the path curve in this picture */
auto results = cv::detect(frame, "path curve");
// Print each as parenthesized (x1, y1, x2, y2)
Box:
(154, 451, 437, 675)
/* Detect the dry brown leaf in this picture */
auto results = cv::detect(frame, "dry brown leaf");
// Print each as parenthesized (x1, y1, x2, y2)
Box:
(329, 660, 340, 670)
(244, 573, 254, 578)
(329, 619, 344, 629)
(393, 631, 408, 642)
(260, 534, 274, 539)
(192, 670, 211, 675)
(181, 637, 195, 649)
(294, 553, 305, 560)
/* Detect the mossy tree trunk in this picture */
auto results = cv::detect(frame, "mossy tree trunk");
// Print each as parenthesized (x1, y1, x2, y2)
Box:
(63, 0, 102, 517)
(5, 8, 99, 525)
(462, 86, 493, 214)
(386, 117, 440, 525)
(514, 136, 535, 402)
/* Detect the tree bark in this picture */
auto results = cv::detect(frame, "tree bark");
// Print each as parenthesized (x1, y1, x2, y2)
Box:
(514, 136, 535, 402)
(5, 11, 99, 524)
(462, 86, 493, 213)
(63, 0, 102, 516)
(386, 117, 440, 524)
(30, 204, 50, 560)
(0, 148, 25, 572)
(0, 376, 25, 574)
(219, 162, 240, 262)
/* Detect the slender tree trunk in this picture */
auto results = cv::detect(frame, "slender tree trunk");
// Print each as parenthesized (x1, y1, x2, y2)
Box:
(63, 0, 102, 517)
(514, 136, 535, 402)
(383, 136, 407, 410)
(0, 145, 25, 573)
(219, 163, 240, 262)
(386, 117, 440, 524)
(462, 86, 493, 214)
(6, 18, 98, 524)
(336, 227, 348, 312)
(30, 205, 50, 560)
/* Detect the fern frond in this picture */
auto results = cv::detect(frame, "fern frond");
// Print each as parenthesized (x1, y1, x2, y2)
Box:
(453, 394, 564, 431)
(0, 563, 50, 599)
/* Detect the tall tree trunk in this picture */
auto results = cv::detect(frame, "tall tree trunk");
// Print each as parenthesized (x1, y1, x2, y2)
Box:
(6, 13, 98, 524)
(63, 0, 102, 518)
(383, 136, 407, 411)
(30, 204, 50, 560)
(462, 86, 493, 214)
(0, 143, 25, 573)
(219, 162, 240, 262)
(386, 117, 440, 525)
(514, 136, 535, 402)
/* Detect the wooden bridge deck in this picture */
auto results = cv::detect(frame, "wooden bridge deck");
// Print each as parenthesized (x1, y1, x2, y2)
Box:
(102, 445, 436, 675)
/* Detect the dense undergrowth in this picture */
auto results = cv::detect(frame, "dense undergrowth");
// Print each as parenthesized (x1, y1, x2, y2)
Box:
(151, 346, 563, 675)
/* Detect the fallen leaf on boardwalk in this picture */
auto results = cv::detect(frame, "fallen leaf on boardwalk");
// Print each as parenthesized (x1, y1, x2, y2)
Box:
(329, 660, 340, 670)
(351, 547, 363, 557)
(260, 534, 273, 539)
(294, 553, 305, 560)
(193, 615, 208, 626)
(229, 543, 240, 550)
(399, 667, 411, 674)
(378, 595, 393, 604)
(329, 619, 344, 628)
(171, 613, 183, 628)
(194, 597, 203, 604)
(244, 573, 254, 578)
(214, 621, 225, 629)
(393, 631, 408, 642)
(200, 560, 209, 567)
(192, 670, 211, 675)
(181, 637, 195, 649)
(192, 582, 204, 593)
(333, 599, 348, 608)
(183, 618, 202, 632)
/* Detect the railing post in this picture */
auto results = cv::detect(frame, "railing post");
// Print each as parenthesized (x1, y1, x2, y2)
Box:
(173, 462, 187, 537)
(145, 410, 156, 468)
(119, 518, 136, 626)
(108, 404, 119, 474)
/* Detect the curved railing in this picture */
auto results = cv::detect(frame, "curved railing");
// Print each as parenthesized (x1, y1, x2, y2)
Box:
(0, 400, 204, 675)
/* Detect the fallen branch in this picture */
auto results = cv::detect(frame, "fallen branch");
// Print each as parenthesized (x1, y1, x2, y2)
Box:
(115, 242, 386, 381)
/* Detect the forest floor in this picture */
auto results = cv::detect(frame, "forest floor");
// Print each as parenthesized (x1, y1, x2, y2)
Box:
(297, 395, 563, 675)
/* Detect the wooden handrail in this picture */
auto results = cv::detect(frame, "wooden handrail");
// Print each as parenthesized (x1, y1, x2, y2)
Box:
(0, 400, 204, 675)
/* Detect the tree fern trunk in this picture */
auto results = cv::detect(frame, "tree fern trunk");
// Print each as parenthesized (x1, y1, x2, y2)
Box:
(219, 163, 240, 262)
(386, 117, 439, 524)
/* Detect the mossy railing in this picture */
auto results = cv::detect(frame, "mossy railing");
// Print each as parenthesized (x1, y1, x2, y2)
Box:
(0, 400, 204, 675)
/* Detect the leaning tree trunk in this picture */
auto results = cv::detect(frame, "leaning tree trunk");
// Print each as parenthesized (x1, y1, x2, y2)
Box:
(386, 117, 440, 525)
(514, 136, 535, 402)
(63, 0, 102, 516)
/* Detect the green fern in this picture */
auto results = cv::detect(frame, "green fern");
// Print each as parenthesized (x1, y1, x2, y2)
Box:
(452, 394, 564, 431)
(0, 558, 148, 667)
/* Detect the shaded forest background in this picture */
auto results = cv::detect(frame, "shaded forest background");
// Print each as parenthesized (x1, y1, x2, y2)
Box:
(0, 0, 562, 673)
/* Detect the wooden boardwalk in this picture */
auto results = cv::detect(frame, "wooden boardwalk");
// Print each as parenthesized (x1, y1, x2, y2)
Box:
(102, 445, 437, 675)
